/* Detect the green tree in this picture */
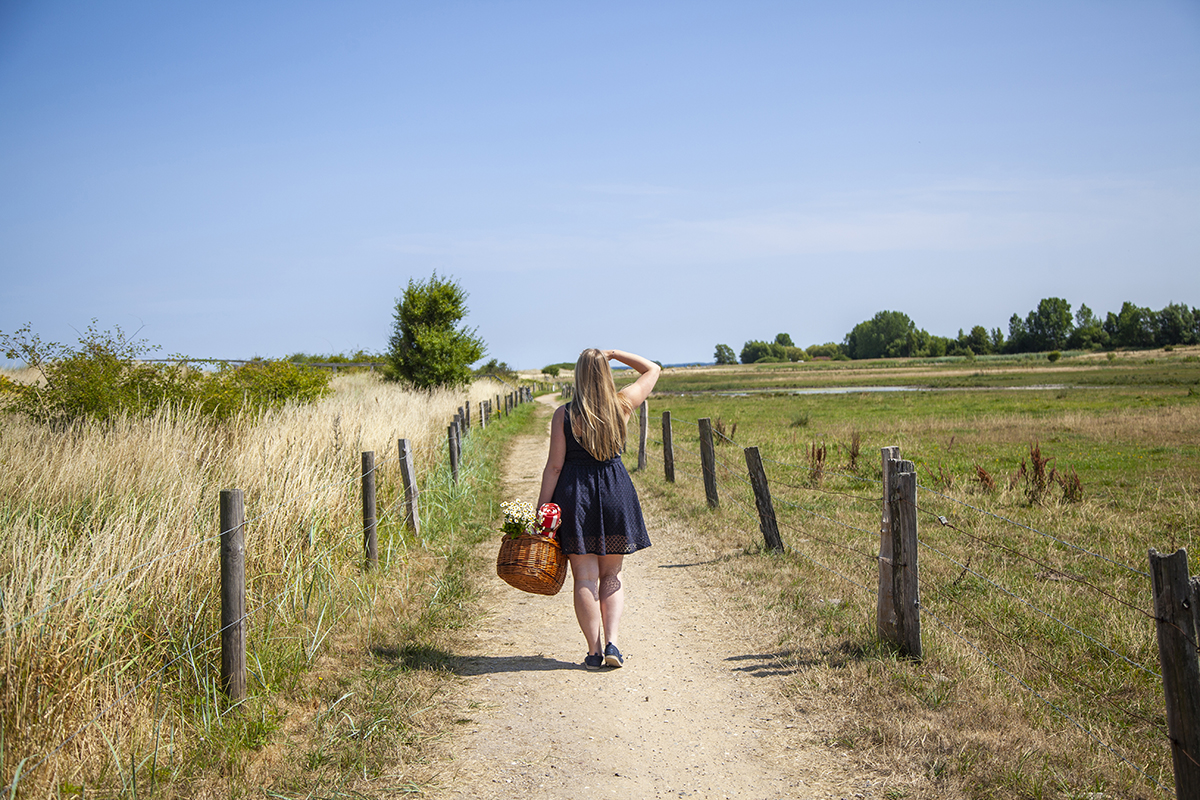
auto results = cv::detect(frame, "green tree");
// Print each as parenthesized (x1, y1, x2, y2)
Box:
(714, 343, 737, 365)
(740, 340, 788, 363)
(385, 272, 486, 388)
(1105, 301, 1155, 348)
(1068, 304, 1107, 349)
(842, 311, 918, 359)
(1155, 302, 1198, 346)
(1025, 297, 1073, 351)
(774, 333, 794, 348)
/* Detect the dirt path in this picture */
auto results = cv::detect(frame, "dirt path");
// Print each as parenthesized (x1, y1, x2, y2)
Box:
(436, 397, 876, 800)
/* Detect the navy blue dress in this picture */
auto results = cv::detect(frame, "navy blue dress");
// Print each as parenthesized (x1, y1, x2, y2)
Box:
(552, 404, 652, 556)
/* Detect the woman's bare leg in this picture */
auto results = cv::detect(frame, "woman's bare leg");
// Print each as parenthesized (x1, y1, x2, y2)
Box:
(597, 554, 625, 647)
(568, 554, 603, 654)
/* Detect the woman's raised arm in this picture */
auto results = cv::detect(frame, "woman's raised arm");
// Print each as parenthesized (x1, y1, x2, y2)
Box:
(609, 349, 661, 409)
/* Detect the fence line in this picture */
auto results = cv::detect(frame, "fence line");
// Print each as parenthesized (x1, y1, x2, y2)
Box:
(917, 482, 1148, 578)
(644, 409, 1184, 796)
(3, 386, 537, 794)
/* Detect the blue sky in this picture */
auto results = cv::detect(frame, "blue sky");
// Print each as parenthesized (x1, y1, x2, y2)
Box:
(2, 1, 1197, 368)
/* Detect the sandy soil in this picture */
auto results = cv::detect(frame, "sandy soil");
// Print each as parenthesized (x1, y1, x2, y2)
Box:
(433, 396, 878, 800)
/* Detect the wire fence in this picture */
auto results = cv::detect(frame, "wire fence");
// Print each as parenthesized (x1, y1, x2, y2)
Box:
(636, 407, 1178, 796)
(1, 389, 535, 795)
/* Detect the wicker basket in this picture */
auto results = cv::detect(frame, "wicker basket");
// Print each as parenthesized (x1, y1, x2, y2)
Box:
(496, 533, 567, 596)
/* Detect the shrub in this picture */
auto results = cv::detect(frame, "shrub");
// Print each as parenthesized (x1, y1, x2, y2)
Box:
(1047, 350, 1061, 362)
(0, 321, 331, 425)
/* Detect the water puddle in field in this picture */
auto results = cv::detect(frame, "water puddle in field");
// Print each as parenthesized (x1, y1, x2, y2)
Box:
(707, 384, 1072, 397)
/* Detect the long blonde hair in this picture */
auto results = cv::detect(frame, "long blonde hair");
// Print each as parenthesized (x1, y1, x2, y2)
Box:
(570, 348, 632, 460)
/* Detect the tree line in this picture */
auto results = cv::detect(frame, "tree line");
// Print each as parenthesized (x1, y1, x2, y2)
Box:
(717, 298, 1200, 364)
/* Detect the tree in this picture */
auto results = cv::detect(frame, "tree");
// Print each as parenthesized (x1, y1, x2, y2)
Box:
(774, 333, 794, 348)
(385, 272, 486, 388)
(1156, 302, 1198, 346)
(740, 340, 784, 363)
(1105, 301, 1155, 348)
(842, 311, 918, 359)
(714, 343, 737, 365)
(1025, 297, 1073, 351)
(1068, 304, 1107, 350)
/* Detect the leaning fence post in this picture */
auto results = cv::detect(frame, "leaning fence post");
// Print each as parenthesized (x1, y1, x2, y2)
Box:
(219, 489, 246, 701)
(662, 411, 675, 483)
(637, 400, 648, 471)
(744, 446, 783, 551)
(878, 446, 901, 646)
(398, 438, 420, 535)
(1149, 548, 1200, 797)
(887, 458, 921, 659)
(698, 417, 719, 508)
(448, 422, 460, 483)
(362, 452, 377, 569)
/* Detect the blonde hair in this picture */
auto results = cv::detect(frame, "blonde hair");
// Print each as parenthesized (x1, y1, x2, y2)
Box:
(570, 348, 632, 460)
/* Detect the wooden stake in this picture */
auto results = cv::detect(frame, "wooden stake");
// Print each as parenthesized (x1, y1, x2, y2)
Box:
(219, 489, 246, 701)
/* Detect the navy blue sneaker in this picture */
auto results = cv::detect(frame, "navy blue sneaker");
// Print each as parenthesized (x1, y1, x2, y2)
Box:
(584, 653, 603, 670)
(603, 643, 623, 668)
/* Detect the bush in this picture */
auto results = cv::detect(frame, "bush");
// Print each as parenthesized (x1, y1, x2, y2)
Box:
(1048, 350, 1061, 362)
(543, 364, 560, 377)
(1, 321, 331, 425)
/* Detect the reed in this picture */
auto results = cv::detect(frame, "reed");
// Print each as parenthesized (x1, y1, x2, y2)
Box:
(0, 372, 507, 796)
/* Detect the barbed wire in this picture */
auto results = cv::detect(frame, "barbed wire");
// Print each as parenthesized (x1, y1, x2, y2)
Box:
(922, 584, 1168, 733)
(916, 503, 1156, 625)
(917, 482, 1147, 578)
(916, 538, 1160, 680)
(921, 607, 1171, 796)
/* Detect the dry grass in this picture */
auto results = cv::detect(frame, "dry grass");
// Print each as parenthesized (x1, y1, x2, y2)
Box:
(0, 372, 508, 796)
(634, 390, 1199, 799)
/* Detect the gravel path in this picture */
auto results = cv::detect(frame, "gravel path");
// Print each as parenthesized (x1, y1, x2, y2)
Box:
(435, 397, 876, 800)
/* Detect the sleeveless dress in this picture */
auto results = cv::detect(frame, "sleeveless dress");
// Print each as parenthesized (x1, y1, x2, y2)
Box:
(552, 403, 652, 556)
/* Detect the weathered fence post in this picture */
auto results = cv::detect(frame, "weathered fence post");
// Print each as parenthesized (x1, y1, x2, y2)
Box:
(362, 452, 377, 569)
(448, 422, 460, 483)
(877, 446, 901, 645)
(219, 489, 246, 701)
(886, 458, 921, 659)
(698, 417, 719, 508)
(464, 400, 470, 431)
(1149, 548, 1200, 798)
(638, 400, 648, 471)
(662, 411, 675, 483)
(397, 438, 420, 535)
(744, 446, 783, 551)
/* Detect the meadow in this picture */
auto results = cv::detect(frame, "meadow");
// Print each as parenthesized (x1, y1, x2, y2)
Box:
(630, 347, 1199, 798)
(0, 371, 521, 797)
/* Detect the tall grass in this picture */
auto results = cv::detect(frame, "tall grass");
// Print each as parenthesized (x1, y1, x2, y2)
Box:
(636, 387, 1199, 798)
(0, 372, 508, 796)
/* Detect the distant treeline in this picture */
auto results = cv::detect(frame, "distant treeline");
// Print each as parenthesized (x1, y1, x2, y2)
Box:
(719, 298, 1200, 364)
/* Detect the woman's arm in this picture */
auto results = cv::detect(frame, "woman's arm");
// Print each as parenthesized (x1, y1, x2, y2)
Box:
(609, 349, 661, 410)
(537, 405, 567, 507)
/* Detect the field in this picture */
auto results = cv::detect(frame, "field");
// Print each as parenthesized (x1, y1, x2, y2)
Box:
(629, 347, 1199, 797)
(0, 372, 521, 797)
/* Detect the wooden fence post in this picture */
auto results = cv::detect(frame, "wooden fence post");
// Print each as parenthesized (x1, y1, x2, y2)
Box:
(1149, 548, 1200, 798)
(877, 446, 901, 645)
(887, 458, 921, 659)
(398, 438, 420, 535)
(362, 452, 377, 569)
(448, 423, 459, 484)
(638, 400, 648, 471)
(464, 400, 470, 431)
(219, 489, 246, 701)
(744, 446, 783, 551)
(699, 417, 719, 508)
(662, 411, 675, 483)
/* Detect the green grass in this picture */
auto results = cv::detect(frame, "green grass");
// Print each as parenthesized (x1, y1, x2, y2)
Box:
(631, 368, 1196, 799)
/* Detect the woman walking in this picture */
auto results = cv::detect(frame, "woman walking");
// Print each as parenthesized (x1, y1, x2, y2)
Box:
(538, 349, 661, 669)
